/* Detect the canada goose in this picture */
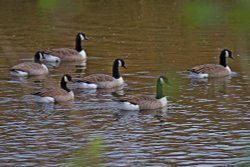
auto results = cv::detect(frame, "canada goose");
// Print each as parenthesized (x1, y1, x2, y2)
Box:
(43, 32, 88, 62)
(117, 76, 169, 110)
(33, 74, 74, 103)
(10, 51, 48, 77)
(74, 59, 126, 89)
(188, 49, 234, 78)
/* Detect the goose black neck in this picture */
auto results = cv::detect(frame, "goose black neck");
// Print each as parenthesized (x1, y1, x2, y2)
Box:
(155, 79, 164, 99)
(75, 36, 82, 52)
(112, 62, 120, 79)
(61, 78, 70, 92)
(34, 54, 41, 64)
(219, 54, 227, 67)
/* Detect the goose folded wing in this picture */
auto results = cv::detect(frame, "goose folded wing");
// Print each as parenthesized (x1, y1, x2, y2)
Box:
(189, 64, 225, 74)
(118, 95, 156, 105)
(33, 88, 67, 97)
(11, 63, 40, 72)
(46, 48, 79, 57)
(79, 74, 115, 83)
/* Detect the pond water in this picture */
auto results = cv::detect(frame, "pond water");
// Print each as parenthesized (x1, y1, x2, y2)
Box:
(0, 1, 250, 166)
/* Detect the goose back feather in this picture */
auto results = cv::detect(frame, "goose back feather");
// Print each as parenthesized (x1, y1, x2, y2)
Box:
(118, 95, 165, 110)
(10, 63, 48, 76)
(34, 87, 74, 103)
(76, 74, 123, 89)
(189, 64, 231, 78)
(45, 48, 85, 61)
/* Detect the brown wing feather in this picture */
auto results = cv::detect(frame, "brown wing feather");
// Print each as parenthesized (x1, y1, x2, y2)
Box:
(11, 63, 41, 72)
(11, 63, 48, 75)
(190, 64, 230, 77)
(35, 87, 74, 102)
(46, 48, 83, 61)
(79, 74, 115, 83)
(118, 94, 163, 109)
(118, 95, 156, 105)
(36, 88, 68, 97)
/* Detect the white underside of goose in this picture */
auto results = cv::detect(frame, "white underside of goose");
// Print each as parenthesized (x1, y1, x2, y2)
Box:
(189, 66, 232, 79)
(159, 97, 168, 107)
(76, 82, 98, 89)
(120, 102, 140, 110)
(43, 54, 61, 62)
(225, 66, 232, 73)
(116, 77, 124, 85)
(79, 50, 87, 59)
(10, 70, 28, 77)
(34, 96, 55, 103)
(189, 72, 209, 79)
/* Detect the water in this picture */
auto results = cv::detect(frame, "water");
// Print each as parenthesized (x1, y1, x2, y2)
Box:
(0, 1, 250, 166)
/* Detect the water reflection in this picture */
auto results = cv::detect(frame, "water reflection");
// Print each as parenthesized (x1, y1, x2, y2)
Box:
(0, 1, 250, 167)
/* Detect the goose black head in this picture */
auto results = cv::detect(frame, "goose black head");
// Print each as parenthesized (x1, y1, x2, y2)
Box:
(77, 32, 88, 40)
(115, 59, 127, 69)
(221, 49, 233, 59)
(63, 74, 73, 82)
(34, 51, 45, 63)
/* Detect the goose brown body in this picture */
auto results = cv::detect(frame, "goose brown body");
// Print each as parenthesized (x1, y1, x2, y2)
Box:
(10, 51, 48, 76)
(34, 87, 74, 102)
(77, 74, 122, 89)
(33, 74, 74, 103)
(75, 59, 126, 89)
(118, 95, 164, 110)
(11, 62, 48, 76)
(43, 32, 88, 62)
(189, 64, 231, 77)
(188, 49, 234, 78)
(117, 76, 169, 110)
(45, 48, 84, 61)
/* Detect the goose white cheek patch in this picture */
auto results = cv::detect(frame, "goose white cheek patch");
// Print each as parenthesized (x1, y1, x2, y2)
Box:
(118, 60, 122, 67)
(160, 78, 164, 84)
(64, 76, 69, 82)
(225, 50, 229, 58)
(80, 34, 84, 40)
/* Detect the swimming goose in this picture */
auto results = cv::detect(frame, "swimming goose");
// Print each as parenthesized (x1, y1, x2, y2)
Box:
(117, 76, 169, 110)
(33, 74, 74, 103)
(43, 32, 88, 62)
(74, 59, 126, 89)
(188, 49, 234, 78)
(10, 51, 48, 77)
